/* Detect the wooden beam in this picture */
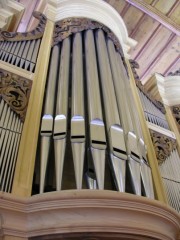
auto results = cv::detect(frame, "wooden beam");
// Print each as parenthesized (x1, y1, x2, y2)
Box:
(140, 33, 176, 79)
(125, 0, 180, 36)
(163, 57, 180, 76)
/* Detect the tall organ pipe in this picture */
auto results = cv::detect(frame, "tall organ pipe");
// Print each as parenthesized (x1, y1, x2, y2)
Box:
(71, 32, 85, 189)
(40, 44, 60, 193)
(84, 29, 106, 190)
(95, 29, 126, 192)
(106, 39, 140, 195)
(53, 37, 71, 191)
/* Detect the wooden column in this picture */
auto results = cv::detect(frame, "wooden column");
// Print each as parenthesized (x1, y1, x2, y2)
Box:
(126, 59, 167, 203)
(12, 19, 54, 197)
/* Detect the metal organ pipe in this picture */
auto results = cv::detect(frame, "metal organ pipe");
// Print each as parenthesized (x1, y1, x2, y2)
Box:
(84, 29, 106, 190)
(95, 29, 126, 192)
(0, 98, 23, 192)
(54, 37, 71, 191)
(40, 44, 60, 193)
(71, 32, 85, 190)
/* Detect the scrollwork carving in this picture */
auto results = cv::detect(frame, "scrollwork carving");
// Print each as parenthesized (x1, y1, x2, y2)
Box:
(0, 69, 32, 121)
(149, 129, 177, 165)
(0, 12, 47, 42)
(53, 18, 125, 57)
(171, 105, 180, 132)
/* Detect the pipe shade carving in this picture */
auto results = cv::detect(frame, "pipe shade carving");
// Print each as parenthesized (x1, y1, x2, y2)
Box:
(0, 12, 47, 42)
(149, 129, 177, 165)
(171, 105, 180, 132)
(0, 69, 32, 121)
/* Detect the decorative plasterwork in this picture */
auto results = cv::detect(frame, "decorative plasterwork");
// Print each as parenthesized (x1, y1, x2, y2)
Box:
(149, 129, 177, 165)
(45, 0, 137, 57)
(156, 73, 180, 107)
(129, 60, 166, 114)
(0, 69, 32, 121)
(171, 105, 180, 132)
(0, 190, 180, 240)
(0, 12, 47, 42)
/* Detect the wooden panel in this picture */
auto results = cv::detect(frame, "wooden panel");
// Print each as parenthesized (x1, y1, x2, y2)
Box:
(123, 5, 144, 35)
(129, 15, 159, 59)
(143, 0, 155, 4)
(136, 27, 172, 77)
(146, 36, 180, 75)
(114, 0, 127, 14)
(170, 3, 180, 24)
(154, 0, 176, 14)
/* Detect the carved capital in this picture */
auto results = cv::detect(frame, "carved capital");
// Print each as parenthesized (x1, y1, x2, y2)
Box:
(0, 12, 47, 42)
(171, 105, 180, 132)
(149, 129, 177, 165)
(0, 69, 32, 121)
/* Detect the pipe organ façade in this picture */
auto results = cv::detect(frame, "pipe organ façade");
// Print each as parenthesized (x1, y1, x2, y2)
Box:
(31, 17, 154, 199)
(0, 6, 179, 213)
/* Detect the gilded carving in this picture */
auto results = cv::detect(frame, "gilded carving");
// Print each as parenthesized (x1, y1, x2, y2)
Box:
(0, 69, 32, 121)
(130, 59, 166, 114)
(149, 129, 177, 165)
(171, 105, 180, 132)
(0, 12, 47, 42)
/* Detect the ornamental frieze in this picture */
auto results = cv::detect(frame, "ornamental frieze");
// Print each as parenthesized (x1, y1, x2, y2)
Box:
(171, 105, 180, 132)
(0, 69, 32, 121)
(149, 129, 177, 165)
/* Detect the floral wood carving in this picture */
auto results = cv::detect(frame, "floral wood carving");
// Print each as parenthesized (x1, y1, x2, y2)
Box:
(130, 59, 166, 114)
(149, 129, 177, 165)
(53, 17, 128, 74)
(171, 105, 180, 132)
(54, 18, 124, 55)
(0, 12, 47, 42)
(0, 69, 32, 121)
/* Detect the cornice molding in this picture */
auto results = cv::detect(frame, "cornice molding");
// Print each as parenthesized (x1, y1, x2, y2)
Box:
(0, 69, 32, 121)
(0, 190, 180, 239)
(156, 73, 180, 106)
(45, 0, 137, 57)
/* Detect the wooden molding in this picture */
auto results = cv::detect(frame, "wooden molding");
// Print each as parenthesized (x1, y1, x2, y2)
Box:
(12, 19, 54, 197)
(125, 0, 180, 36)
(127, 59, 167, 203)
(0, 190, 179, 239)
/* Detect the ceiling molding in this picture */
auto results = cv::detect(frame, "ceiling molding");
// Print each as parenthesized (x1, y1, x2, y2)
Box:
(125, 0, 180, 36)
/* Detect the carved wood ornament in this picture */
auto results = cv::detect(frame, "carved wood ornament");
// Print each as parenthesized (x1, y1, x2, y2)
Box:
(0, 69, 32, 121)
(0, 12, 47, 42)
(130, 59, 166, 114)
(53, 17, 129, 75)
(149, 129, 177, 165)
(171, 105, 180, 132)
